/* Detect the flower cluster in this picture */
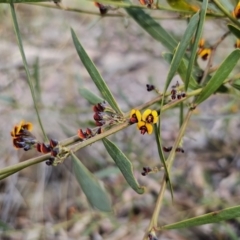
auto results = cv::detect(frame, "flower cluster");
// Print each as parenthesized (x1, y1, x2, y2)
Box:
(163, 146, 184, 153)
(36, 139, 62, 166)
(170, 81, 186, 100)
(10, 121, 69, 166)
(146, 84, 155, 92)
(197, 39, 211, 61)
(77, 127, 102, 140)
(130, 109, 158, 135)
(10, 121, 36, 151)
(92, 101, 124, 127)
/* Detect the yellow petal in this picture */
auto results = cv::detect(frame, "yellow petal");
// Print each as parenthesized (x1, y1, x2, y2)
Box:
(142, 109, 151, 121)
(24, 122, 33, 131)
(145, 123, 153, 134)
(135, 110, 142, 122)
(130, 109, 136, 118)
(16, 121, 24, 135)
(151, 110, 159, 123)
(137, 121, 145, 129)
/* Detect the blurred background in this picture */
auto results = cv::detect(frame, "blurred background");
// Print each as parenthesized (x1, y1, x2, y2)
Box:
(1, 0, 240, 239)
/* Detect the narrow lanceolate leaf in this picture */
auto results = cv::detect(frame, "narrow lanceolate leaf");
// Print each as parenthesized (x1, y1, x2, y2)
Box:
(196, 49, 240, 104)
(154, 125, 174, 200)
(231, 79, 240, 91)
(1, 0, 48, 2)
(71, 152, 112, 212)
(79, 87, 104, 105)
(185, 0, 208, 91)
(125, 7, 177, 52)
(71, 29, 121, 114)
(163, 12, 199, 93)
(102, 138, 145, 194)
(162, 53, 199, 89)
(228, 24, 240, 39)
(162, 205, 240, 229)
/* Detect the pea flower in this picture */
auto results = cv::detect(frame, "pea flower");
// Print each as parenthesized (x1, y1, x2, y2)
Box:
(129, 109, 141, 124)
(142, 109, 158, 124)
(10, 120, 35, 150)
(137, 121, 153, 135)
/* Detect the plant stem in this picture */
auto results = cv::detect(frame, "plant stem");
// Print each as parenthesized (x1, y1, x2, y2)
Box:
(144, 109, 193, 239)
(10, 2, 48, 141)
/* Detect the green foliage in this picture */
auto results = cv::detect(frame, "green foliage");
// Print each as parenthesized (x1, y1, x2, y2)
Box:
(162, 205, 240, 229)
(196, 49, 240, 104)
(2, 0, 240, 238)
(102, 138, 145, 194)
(71, 29, 122, 114)
(71, 152, 112, 212)
(79, 88, 104, 105)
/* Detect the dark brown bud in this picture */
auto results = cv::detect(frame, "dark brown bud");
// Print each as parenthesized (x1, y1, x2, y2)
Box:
(93, 112, 102, 121)
(51, 148, 59, 157)
(163, 146, 172, 152)
(40, 143, 52, 153)
(86, 128, 93, 136)
(50, 139, 58, 148)
(97, 127, 102, 134)
(146, 84, 155, 91)
(23, 145, 31, 151)
(77, 129, 87, 139)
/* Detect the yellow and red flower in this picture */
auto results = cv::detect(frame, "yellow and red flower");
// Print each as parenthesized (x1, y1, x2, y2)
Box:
(137, 121, 153, 135)
(129, 109, 141, 124)
(10, 120, 33, 138)
(141, 109, 158, 124)
(10, 120, 35, 150)
(235, 39, 240, 48)
(233, 2, 240, 18)
(198, 48, 211, 61)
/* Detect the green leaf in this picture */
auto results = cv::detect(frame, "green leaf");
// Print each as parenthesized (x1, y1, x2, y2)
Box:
(71, 28, 122, 114)
(71, 152, 112, 212)
(79, 87, 104, 105)
(162, 53, 199, 89)
(102, 138, 145, 194)
(232, 79, 240, 91)
(162, 205, 240, 229)
(153, 125, 174, 200)
(163, 12, 199, 93)
(196, 49, 240, 104)
(0, 220, 11, 231)
(228, 24, 240, 39)
(185, 0, 208, 91)
(10, 3, 47, 141)
(125, 7, 177, 51)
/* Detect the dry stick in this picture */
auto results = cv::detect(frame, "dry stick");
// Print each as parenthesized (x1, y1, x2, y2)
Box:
(200, 31, 230, 85)
(143, 109, 193, 239)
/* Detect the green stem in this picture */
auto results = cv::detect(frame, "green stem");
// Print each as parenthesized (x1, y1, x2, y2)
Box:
(10, 2, 48, 141)
(144, 109, 193, 239)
